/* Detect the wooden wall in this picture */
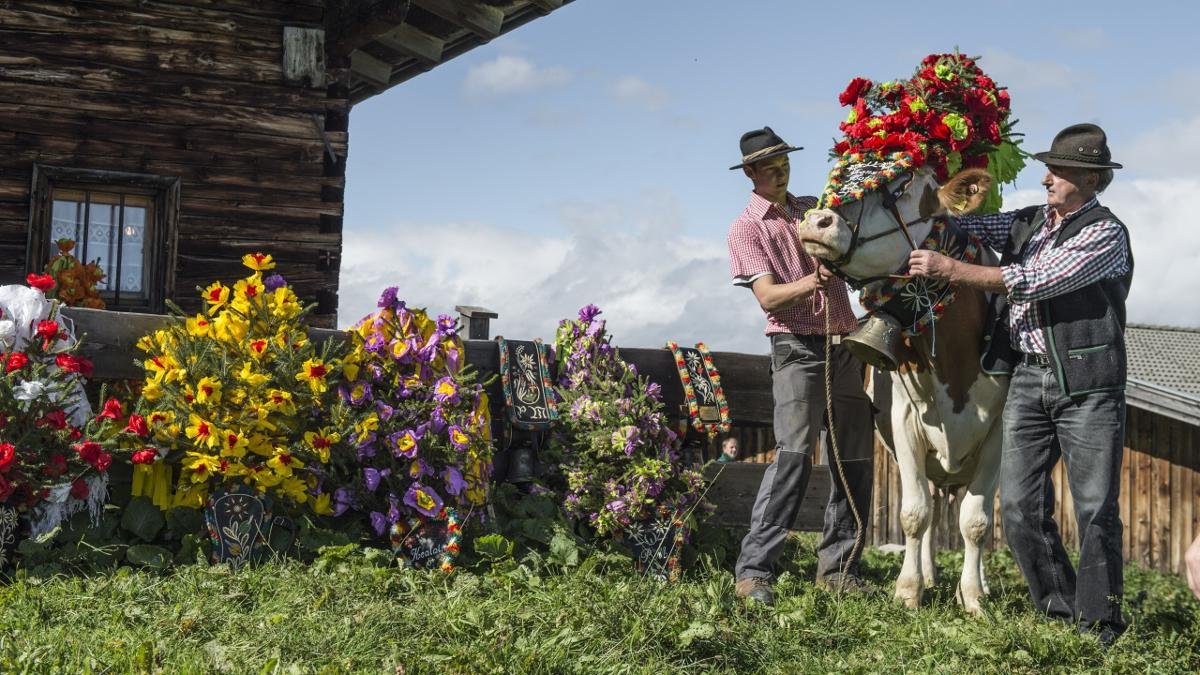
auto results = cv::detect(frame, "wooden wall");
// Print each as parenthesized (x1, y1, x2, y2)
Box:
(0, 0, 348, 326)
(869, 406, 1200, 575)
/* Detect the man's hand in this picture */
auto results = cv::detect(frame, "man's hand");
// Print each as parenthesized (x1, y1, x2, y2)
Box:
(908, 250, 958, 282)
(811, 263, 834, 290)
(1186, 533, 1200, 601)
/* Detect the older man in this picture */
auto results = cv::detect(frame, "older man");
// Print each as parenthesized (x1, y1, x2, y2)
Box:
(726, 127, 874, 605)
(908, 123, 1132, 646)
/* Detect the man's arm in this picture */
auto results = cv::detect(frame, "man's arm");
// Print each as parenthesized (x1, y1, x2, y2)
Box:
(750, 268, 829, 312)
(907, 251, 1007, 293)
(1000, 220, 1129, 303)
(953, 210, 1018, 252)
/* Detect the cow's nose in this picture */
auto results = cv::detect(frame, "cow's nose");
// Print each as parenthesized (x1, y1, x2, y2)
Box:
(813, 213, 835, 230)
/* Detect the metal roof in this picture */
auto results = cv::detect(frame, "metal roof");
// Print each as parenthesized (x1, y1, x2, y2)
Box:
(1126, 323, 1200, 426)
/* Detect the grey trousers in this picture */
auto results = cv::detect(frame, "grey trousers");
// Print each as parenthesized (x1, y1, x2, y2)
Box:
(735, 333, 875, 582)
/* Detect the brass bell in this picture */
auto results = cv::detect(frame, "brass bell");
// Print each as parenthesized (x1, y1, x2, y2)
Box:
(843, 313, 902, 371)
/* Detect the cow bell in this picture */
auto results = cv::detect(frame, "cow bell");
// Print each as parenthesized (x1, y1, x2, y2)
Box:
(843, 313, 902, 371)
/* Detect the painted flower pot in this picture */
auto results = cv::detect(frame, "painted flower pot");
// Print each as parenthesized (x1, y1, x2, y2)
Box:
(0, 503, 19, 575)
(389, 507, 461, 572)
(204, 485, 272, 570)
(616, 512, 687, 582)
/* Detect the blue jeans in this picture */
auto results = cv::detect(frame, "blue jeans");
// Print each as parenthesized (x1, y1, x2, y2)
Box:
(1000, 362, 1126, 636)
(735, 334, 874, 582)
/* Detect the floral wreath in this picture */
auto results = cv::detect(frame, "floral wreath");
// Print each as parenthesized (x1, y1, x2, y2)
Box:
(665, 341, 731, 439)
(389, 506, 461, 572)
(820, 51, 1025, 213)
(612, 504, 687, 582)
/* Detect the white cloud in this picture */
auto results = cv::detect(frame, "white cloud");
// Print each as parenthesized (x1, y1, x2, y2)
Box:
(462, 55, 570, 97)
(340, 196, 768, 353)
(610, 75, 670, 112)
(1121, 114, 1200, 178)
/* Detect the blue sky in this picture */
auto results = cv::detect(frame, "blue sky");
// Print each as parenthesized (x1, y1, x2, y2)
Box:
(339, 1, 1200, 351)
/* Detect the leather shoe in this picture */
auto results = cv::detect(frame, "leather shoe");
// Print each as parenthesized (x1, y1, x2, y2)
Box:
(734, 577, 775, 606)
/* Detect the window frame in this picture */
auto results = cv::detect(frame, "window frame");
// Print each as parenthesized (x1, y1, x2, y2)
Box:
(27, 165, 180, 313)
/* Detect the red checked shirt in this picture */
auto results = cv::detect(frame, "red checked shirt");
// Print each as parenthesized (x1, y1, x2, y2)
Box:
(955, 197, 1130, 355)
(727, 191, 858, 336)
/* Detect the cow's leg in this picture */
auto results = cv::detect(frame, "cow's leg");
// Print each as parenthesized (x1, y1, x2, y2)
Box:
(920, 483, 938, 589)
(892, 418, 931, 609)
(956, 421, 1002, 616)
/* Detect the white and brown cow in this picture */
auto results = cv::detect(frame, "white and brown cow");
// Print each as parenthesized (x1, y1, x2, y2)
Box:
(798, 167, 1004, 615)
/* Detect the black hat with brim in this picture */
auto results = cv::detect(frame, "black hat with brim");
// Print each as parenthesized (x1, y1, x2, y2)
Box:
(730, 126, 803, 170)
(1033, 122, 1123, 169)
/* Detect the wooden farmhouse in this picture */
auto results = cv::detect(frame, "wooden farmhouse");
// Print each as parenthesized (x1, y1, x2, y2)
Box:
(0, 0, 573, 326)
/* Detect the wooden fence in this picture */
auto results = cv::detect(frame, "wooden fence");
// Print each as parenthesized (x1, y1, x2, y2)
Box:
(62, 307, 1198, 573)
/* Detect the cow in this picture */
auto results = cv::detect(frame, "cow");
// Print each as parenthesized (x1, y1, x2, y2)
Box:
(797, 165, 1005, 615)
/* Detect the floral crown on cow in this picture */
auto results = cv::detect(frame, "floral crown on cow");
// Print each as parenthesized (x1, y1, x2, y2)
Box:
(819, 51, 1026, 211)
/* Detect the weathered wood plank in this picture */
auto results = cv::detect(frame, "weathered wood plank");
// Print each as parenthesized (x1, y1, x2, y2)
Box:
(327, 0, 412, 55)
(282, 27, 326, 88)
(1153, 413, 1172, 571)
(350, 50, 393, 89)
(1135, 411, 1153, 569)
(375, 24, 445, 67)
(703, 462, 826, 532)
(412, 0, 503, 39)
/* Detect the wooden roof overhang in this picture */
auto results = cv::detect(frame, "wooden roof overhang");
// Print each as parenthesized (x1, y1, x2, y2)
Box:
(327, 0, 575, 104)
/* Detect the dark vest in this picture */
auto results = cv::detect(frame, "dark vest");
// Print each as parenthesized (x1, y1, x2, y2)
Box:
(980, 202, 1134, 396)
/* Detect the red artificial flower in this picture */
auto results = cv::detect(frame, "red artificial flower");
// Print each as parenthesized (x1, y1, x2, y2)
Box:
(35, 320, 61, 341)
(56, 353, 94, 378)
(0, 474, 12, 502)
(131, 448, 159, 465)
(68, 427, 82, 440)
(5, 352, 28, 373)
(36, 409, 68, 430)
(74, 440, 102, 464)
(96, 398, 123, 422)
(42, 453, 68, 478)
(974, 74, 995, 90)
(69, 478, 89, 500)
(838, 77, 873, 106)
(0, 442, 13, 473)
(124, 414, 150, 437)
(93, 451, 112, 472)
(962, 154, 990, 170)
(26, 273, 56, 292)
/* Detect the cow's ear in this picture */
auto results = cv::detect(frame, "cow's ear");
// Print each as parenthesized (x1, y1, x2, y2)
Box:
(938, 168, 992, 215)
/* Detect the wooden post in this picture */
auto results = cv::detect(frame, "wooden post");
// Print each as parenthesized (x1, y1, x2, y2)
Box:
(455, 305, 498, 340)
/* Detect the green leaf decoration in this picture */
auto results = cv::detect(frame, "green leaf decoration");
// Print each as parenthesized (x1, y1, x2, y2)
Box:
(474, 534, 515, 561)
(120, 496, 166, 542)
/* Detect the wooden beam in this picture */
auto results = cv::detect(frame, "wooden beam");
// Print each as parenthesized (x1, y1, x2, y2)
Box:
(374, 23, 444, 67)
(349, 49, 392, 88)
(412, 0, 503, 39)
(326, 0, 412, 55)
(528, 0, 563, 12)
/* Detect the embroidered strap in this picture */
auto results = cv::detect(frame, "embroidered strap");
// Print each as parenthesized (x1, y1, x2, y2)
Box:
(858, 218, 983, 336)
(496, 337, 558, 430)
(665, 341, 732, 439)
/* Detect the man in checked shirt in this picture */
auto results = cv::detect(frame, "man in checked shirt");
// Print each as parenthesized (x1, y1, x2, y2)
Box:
(726, 127, 875, 606)
(908, 123, 1132, 647)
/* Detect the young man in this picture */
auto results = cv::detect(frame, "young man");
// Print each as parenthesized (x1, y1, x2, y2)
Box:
(908, 123, 1132, 645)
(726, 127, 874, 605)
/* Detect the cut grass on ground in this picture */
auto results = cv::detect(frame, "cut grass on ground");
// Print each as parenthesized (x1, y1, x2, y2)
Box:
(1, 533, 1197, 674)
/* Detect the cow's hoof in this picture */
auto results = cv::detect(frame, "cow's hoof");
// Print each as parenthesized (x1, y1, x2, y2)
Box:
(963, 602, 985, 617)
(894, 588, 921, 609)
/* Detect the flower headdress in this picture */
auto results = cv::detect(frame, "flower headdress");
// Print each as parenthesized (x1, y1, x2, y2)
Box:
(820, 51, 1025, 212)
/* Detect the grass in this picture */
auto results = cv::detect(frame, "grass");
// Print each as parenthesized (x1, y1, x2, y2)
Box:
(1, 531, 1197, 674)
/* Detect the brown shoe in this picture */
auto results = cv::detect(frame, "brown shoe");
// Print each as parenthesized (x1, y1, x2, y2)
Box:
(817, 574, 876, 595)
(735, 577, 775, 606)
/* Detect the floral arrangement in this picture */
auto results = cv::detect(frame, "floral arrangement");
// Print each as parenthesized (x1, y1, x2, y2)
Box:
(822, 51, 1025, 211)
(552, 305, 708, 537)
(329, 287, 492, 543)
(0, 280, 141, 536)
(133, 253, 344, 513)
(41, 239, 106, 309)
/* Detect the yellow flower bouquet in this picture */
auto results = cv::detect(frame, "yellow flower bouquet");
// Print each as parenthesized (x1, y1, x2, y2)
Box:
(133, 253, 346, 515)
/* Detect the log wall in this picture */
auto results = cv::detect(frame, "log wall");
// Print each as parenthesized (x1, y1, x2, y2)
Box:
(0, 0, 347, 326)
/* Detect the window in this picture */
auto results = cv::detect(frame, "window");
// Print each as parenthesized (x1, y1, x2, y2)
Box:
(28, 165, 179, 312)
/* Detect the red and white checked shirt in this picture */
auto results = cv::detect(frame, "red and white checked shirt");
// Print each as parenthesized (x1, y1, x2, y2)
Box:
(727, 191, 858, 336)
(955, 197, 1131, 355)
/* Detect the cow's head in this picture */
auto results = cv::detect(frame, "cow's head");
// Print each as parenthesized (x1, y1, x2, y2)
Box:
(799, 167, 992, 282)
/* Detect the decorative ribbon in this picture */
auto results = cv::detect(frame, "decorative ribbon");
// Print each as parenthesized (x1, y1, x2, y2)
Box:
(665, 341, 731, 439)
(496, 337, 558, 431)
(390, 506, 461, 573)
